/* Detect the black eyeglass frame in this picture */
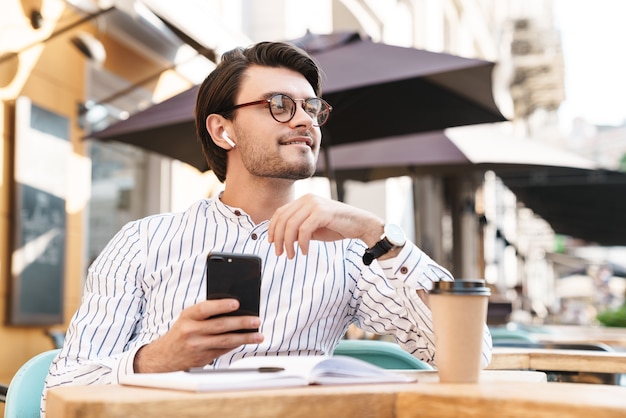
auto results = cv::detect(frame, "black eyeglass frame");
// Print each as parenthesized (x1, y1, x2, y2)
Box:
(222, 93, 332, 127)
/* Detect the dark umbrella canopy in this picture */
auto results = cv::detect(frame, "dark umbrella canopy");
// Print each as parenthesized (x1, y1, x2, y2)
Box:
(88, 32, 505, 171)
(315, 128, 596, 181)
(292, 31, 507, 145)
(497, 168, 626, 246)
(315, 127, 626, 246)
(89, 85, 206, 171)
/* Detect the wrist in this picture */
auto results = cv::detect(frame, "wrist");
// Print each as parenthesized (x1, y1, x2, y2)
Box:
(362, 222, 385, 248)
(134, 343, 163, 373)
(362, 224, 407, 266)
(377, 245, 403, 261)
(133, 345, 148, 373)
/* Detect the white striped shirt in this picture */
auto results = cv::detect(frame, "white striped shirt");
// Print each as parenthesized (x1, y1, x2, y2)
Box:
(43, 197, 492, 412)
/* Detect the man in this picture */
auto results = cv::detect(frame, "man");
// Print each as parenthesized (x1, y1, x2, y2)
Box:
(44, 41, 491, 407)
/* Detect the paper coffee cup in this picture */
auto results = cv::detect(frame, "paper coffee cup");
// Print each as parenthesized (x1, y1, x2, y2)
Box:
(430, 279, 490, 383)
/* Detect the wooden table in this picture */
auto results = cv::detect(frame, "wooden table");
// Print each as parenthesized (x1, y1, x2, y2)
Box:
(46, 371, 626, 418)
(406, 369, 547, 383)
(490, 347, 626, 373)
(533, 325, 626, 349)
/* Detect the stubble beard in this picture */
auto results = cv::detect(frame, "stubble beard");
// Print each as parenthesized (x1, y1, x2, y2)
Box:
(240, 141, 318, 180)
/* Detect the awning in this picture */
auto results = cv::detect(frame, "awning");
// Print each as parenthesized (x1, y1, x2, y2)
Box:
(316, 125, 626, 247)
(315, 127, 596, 180)
(497, 167, 626, 246)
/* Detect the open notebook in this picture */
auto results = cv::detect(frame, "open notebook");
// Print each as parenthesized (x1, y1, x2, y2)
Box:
(120, 355, 416, 392)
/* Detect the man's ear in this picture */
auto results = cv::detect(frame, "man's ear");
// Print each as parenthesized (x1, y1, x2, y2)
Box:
(206, 114, 234, 150)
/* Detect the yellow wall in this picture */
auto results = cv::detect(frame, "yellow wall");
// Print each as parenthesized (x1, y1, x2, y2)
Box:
(0, 1, 84, 390)
(0, 2, 191, 405)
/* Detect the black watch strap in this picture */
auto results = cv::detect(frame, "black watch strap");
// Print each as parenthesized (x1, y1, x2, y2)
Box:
(362, 238, 394, 266)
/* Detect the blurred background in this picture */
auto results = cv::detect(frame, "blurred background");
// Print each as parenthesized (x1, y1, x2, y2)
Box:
(2, 0, 626, 390)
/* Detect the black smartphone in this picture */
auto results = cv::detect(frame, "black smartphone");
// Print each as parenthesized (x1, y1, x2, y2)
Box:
(206, 252, 262, 333)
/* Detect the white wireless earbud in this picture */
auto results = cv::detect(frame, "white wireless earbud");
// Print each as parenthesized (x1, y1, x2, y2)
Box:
(223, 132, 236, 148)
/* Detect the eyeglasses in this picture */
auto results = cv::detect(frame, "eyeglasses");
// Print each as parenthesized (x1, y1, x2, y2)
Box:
(224, 93, 332, 127)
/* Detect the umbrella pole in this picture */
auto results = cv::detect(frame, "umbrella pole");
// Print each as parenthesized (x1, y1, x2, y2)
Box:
(322, 145, 341, 201)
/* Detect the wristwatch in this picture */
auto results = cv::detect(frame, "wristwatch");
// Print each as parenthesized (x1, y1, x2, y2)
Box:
(362, 224, 407, 266)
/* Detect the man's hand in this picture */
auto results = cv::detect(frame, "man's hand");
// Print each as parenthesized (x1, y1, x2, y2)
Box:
(133, 299, 263, 373)
(268, 193, 384, 259)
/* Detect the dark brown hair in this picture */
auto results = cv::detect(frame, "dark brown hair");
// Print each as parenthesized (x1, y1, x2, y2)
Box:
(195, 41, 322, 182)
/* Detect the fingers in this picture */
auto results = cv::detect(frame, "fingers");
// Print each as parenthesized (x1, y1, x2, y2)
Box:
(268, 194, 387, 259)
(206, 315, 263, 337)
(269, 202, 314, 258)
(187, 298, 239, 321)
(188, 300, 262, 335)
(136, 301, 264, 373)
(269, 195, 338, 258)
(268, 201, 296, 257)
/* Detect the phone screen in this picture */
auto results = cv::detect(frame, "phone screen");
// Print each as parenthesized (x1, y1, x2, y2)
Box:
(206, 252, 262, 333)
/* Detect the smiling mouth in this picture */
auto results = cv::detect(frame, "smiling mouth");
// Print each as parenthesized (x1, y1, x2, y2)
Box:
(283, 140, 312, 147)
(281, 135, 314, 148)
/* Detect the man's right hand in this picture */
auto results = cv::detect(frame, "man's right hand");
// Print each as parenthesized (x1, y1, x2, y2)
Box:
(133, 298, 263, 373)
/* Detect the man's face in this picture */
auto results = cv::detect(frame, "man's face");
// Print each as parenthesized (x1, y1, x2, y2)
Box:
(230, 65, 321, 180)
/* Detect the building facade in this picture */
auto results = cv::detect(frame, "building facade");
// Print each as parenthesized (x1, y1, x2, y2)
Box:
(1, 0, 567, 394)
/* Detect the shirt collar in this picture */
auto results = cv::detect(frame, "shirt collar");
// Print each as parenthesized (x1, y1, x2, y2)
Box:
(213, 192, 259, 229)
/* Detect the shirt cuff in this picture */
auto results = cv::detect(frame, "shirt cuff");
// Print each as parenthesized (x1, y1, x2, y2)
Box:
(111, 344, 144, 383)
(376, 242, 453, 291)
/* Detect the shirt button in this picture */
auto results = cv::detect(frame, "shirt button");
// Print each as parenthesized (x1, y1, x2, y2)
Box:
(251, 233, 258, 240)
(234, 210, 241, 216)
(400, 266, 408, 274)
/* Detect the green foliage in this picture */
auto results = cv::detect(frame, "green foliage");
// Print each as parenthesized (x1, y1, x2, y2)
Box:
(596, 304, 626, 327)
(619, 153, 626, 172)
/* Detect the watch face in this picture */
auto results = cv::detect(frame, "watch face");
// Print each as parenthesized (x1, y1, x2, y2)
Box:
(385, 224, 406, 247)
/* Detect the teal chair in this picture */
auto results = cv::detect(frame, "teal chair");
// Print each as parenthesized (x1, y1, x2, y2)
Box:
(4, 348, 60, 418)
(489, 326, 539, 344)
(334, 339, 433, 370)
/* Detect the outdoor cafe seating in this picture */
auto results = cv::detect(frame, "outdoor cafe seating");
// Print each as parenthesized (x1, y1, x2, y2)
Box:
(5, 327, 626, 417)
(489, 324, 625, 385)
(6, 323, 626, 417)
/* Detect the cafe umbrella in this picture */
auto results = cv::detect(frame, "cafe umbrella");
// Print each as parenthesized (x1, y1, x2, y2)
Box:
(315, 124, 626, 248)
(314, 126, 597, 181)
(88, 31, 506, 172)
(291, 31, 506, 146)
(496, 167, 626, 247)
